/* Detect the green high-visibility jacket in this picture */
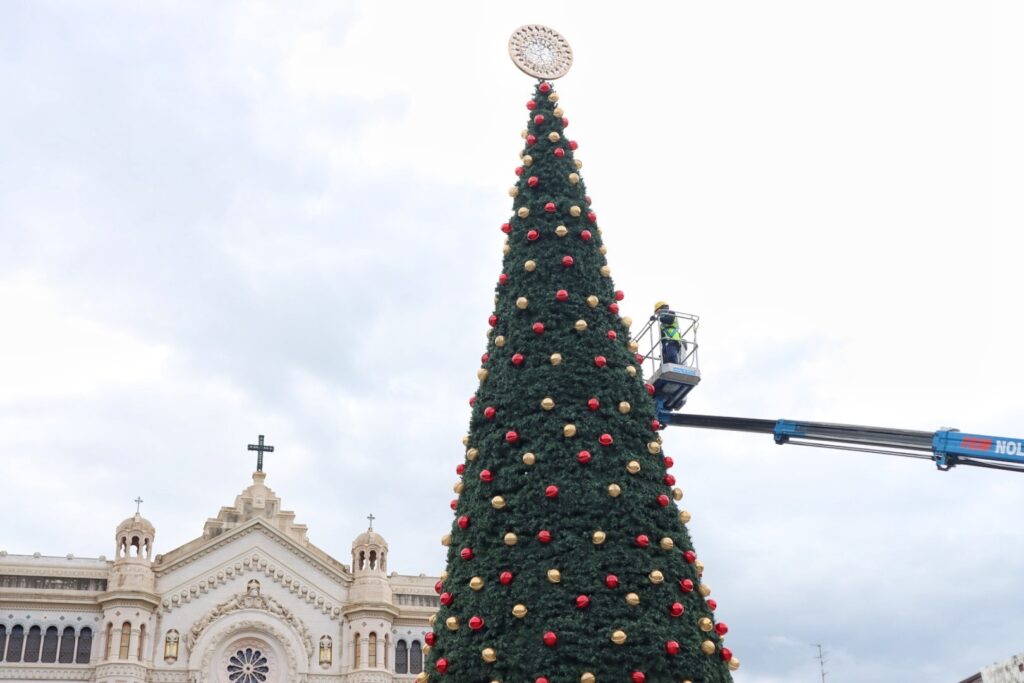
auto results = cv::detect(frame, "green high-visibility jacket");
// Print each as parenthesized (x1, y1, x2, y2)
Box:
(659, 315, 681, 342)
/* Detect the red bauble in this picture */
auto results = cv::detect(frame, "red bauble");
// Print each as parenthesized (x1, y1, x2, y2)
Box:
(479, 469, 493, 482)
(605, 574, 619, 588)
(537, 529, 552, 544)
(498, 273, 509, 285)
(483, 406, 496, 420)
(527, 229, 539, 241)
(664, 474, 676, 486)
(577, 450, 592, 464)
(666, 641, 680, 656)
(562, 117, 569, 127)
(539, 82, 551, 93)
(449, 499, 458, 510)
(440, 592, 453, 606)
(599, 433, 614, 446)
(587, 211, 598, 223)
(606, 329, 617, 340)
(553, 147, 565, 158)
(469, 616, 484, 631)
(545, 485, 559, 499)
(511, 353, 525, 366)
(456, 463, 465, 475)
(468, 396, 476, 406)
(575, 595, 591, 609)
(716, 622, 729, 636)
(434, 580, 443, 594)
(532, 322, 545, 334)
(505, 430, 519, 443)
(631, 672, 646, 683)
(514, 166, 524, 176)
(657, 494, 670, 507)
(555, 289, 569, 301)
(720, 647, 733, 662)
(635, 353, 645, 364)
(679, 578, 694, 593)
(684, 550, 697, 564)
(457, 515, 470, 529)
(481, 352, 490, 363)
(594, 356, 607, 367)
(645, 383, 656, 395)
(707, 598, 718, 611)
(544, 202, 556, 213)
(608, 303, 619, 315)
(663, 456, 674, 468)
(534, 114, 545, 125)
(587, 398, 600, 411)
(614, 290, 625, 301)
(435, 658, 448, 674)
(669, 602, 684, 617)
(568, 140, 578, 150)
(526, 134, 537, 145)
(526, 99, 536, 110)
(425, 632, 436, 646)
(561, 255, 574, 267)
(460, 547, 474, 560)
(527, 176, 539, 188)
(635, 534, 650, 548)
(499, 570, 514, 585)
(543, 631, 557, 647)
(536, 678, 549, 683)
(580, 229, 592, 241)
(652, 420, 663, 431)
(488, 314, 498, 327)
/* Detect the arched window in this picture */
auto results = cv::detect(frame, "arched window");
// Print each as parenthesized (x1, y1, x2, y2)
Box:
(409, 640, 422, 674)
(137, 624, 146, 660)
(118, 622, 131, 659)
(368, 632, 377, 668)
(41, 626, 59, 662)
(76, 627, 92, 664)
(353, 633, 360, 668)
(395, 640, 408, 673)
(0, 624, 7, 662)
(358, 551, 365, 570)
(7, 625, 24, 662)
(369, 550, 377, 569)
(23, 625, 42, 662)
(58, 626, 76, 663)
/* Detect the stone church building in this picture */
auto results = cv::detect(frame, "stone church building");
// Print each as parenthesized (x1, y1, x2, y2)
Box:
(0, 470, 439, 682)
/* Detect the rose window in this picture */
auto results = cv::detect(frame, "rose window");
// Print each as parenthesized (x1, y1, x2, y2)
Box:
(227, 648, 269, 683)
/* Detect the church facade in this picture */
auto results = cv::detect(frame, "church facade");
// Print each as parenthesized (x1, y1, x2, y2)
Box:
(0, 471, 439, 682)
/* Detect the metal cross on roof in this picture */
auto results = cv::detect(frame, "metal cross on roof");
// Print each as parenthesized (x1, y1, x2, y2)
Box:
(247, 434, 275, 472)
(367, 513, 376, 531)
(134, 497, 143, 514)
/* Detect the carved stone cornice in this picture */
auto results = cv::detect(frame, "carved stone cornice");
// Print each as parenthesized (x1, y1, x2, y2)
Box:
(342, 601, 400, 620)
(0, 666, 94, 680)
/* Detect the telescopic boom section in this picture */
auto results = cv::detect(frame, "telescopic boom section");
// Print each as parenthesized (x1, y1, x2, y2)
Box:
(665, 413, 1024, 473)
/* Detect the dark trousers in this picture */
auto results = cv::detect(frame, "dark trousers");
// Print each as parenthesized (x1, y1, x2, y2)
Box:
(662, 340, 682, 364)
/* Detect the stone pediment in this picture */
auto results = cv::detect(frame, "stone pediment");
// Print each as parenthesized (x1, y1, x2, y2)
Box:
(204, 471, 307, 542)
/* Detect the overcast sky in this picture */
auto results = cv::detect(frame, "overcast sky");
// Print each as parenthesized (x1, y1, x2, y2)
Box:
(2, 2, 1023, 681)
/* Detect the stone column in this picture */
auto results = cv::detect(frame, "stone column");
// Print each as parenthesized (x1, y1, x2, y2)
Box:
(376, 636, 385, 669)
(361, 635, 369, 670)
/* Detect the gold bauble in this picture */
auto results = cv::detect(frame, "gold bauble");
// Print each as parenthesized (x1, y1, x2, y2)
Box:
(482, 647, 497, 663)
(586, 295, 599, 308)
(695, 559, 705, 573)
(563, 423, 577, 437)
(441, 534, 452, 546)
(674, 490, 685, 502)
(553, 106, 564, 117)
(618, 401, 631, 414)
(610, 630, 627, 645)
(422, 644, 432, 655)
(568, 172, 580, 184)
(659, 536, 674, 551)
(550, 353, 563, 365)
(524, 259, 537, 272)
(516, 297, 529, 309)
(512, 604, 527, 619)
(522, 452, 536, 465)
(495, 335, 506, 347)
(574, 319, 588, 331)
(607, 483, 622, 497)
(462, 435, 470, 446)
(581, 674, 595, 683)
(626, 460, 641, 474)
(502, 244, 511, 255)
(592, 530, 606, 544)
(548, 93, 560, 102)
(649, 570, 664, 584)
(698, 617, 713, 632)
(555, 225, 568, 237)
(477, 368, 489, 381)
(728, 657, 741, 671)
(678, 510, 691, 524)
(439, 570, 449, 582)
(428, 614, 437, 626)
(647, 441, 662, 455)
(599, 245, 608, 255)
(541, 397, 555, 410)
(547, 568, 562, 583)
(625, 592, 640, 606)
(626, 366, 637, 377)
(628, 341, 638, 352)
(415, 672, 429, 683)
(521, 129, 528, 139)
(466, 447, 479, 460)
(599, 265, 611, 277)
(699, 583, 711, 597)
(522, 154, 533, 166)
(517, 207, 530, 218)
(453, 481, 464, 493)
(508, 186, 519, 198)
(492, 496, 506, 510)
(446, 616, 460, 631)
(700, 640, 716, 655)
(570, 205, 582, 217)
(621, 316, 632, 328)
(548, 131, 560, 142)
(470, 576, 484, 590)
(575, 159, 583, 170)
(504, 532, 518, 546)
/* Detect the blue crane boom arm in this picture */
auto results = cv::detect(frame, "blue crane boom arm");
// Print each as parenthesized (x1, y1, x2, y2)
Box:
(664, 412, 1024, 473)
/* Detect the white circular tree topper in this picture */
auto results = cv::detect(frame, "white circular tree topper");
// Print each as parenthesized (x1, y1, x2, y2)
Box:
(508, 25, 573, 80)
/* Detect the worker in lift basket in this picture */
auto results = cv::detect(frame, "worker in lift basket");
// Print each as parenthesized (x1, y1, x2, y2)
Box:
(655, 301, 685, 364)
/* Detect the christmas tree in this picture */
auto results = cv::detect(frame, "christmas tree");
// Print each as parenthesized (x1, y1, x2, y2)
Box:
(424, 44, 738, 683)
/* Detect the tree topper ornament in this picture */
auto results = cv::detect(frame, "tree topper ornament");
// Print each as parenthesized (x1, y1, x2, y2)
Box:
(508, 25, 573, 80)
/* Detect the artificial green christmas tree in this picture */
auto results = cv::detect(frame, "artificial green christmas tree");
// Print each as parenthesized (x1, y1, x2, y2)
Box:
(424, 60, 738, 683)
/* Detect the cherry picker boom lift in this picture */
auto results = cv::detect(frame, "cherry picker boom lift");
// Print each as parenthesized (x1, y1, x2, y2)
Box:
(636, 309, 1024, 474)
